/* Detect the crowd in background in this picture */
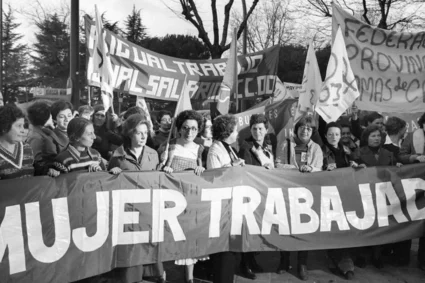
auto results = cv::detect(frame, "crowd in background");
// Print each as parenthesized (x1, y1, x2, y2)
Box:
(0, 99, 425, 283)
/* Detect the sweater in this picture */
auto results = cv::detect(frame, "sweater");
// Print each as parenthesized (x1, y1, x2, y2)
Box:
(53, 145, 105, 173)
(0, 142, 34, 179)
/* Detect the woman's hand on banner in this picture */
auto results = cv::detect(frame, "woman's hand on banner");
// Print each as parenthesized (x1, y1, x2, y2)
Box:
(47, 168, 60, 177)
(194, 166, 205, 176)
(163, 166, 174, 174)
(109, 167, 122, 175)
(325, 163, 337, 171)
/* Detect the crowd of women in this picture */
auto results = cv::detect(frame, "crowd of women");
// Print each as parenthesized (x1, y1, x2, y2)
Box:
(0, 99, 425, 283)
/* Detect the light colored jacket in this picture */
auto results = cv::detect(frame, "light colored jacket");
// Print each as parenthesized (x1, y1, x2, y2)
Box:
(207, 141, 233, 169)
(275, 138, 323, 172)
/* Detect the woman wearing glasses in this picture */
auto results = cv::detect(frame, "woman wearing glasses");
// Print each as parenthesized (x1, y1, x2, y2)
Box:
(275, 116, 323, 281)
(160, 109, 207, 283)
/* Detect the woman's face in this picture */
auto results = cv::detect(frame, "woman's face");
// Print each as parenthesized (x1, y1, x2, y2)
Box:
(251, 123, 267, 144)
(179, 119, 198, 143)
(368, 130, 381, 147)
(76, 124, 96, 148)
(326, 127, 341, 147)
(56, 109, 73, 131)
(370, 118, 384, 130)
(2, 118, 26, 143)
(226, 125, 239, 144)
(93, 111, 106, 126)
(203, 119, 212, 139)
(297, 124, 313, 143)
(131, 124, 149, 148)
(160, 114, 172, 131)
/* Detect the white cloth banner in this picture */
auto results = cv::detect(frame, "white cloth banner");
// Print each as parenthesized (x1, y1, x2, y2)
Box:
(316, 26, 360, 123)
(332, 4, 425, 113)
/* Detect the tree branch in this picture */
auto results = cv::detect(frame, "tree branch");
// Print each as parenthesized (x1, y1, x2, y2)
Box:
(220, 0, 235, 47)
(362, 0, 372, 25)
(211, 0, 219, 47)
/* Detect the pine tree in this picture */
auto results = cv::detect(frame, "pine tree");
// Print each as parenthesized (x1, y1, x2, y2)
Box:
(2, 5, 28, 103)
(125, 5, 147, 46)
(31, 13, 70, 88)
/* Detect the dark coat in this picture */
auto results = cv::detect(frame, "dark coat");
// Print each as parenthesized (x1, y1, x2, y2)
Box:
(322, 143, 352, 170)
(108, 145, 159, 171)
(238, 136, 274, 166)
(356, 146, 396, 167)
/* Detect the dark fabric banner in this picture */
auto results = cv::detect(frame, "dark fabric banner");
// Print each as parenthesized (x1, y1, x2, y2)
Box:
(1, 164, 425, 282)
(84, 17, 279, 103)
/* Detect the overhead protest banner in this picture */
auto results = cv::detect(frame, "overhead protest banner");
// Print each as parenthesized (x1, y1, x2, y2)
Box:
(1, 165, 425, 282)
(332, 4, 425, 113)
(316, 26, 360, 123)
(84, 17, 279, 103)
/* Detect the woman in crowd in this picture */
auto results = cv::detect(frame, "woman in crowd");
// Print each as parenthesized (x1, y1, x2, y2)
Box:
(153, 110, 172, 150)
(122, 106, 155, 149)
(237, 113, 274, 280)
(399, 112, 425, 164)
(26, 100, 57, 175)
(0, 105, 34, 179)
(194, 112, 213, 167)
(107, 113, 164, 283)
(50, 100, 74, 154)
(160, 110, 206, 283)
(92, 105, 122, 159)
(53, 118, 107, 174)
(321, 122, 357, 279)
(275, 116, 323, 281)
(78, 105, 94, 120)
(355, 124, 400, 269)
(207, 114, 245, 283)
(383, 117, 407, 163)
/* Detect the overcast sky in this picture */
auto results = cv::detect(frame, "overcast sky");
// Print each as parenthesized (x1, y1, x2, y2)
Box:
(10, 0, 235, 45)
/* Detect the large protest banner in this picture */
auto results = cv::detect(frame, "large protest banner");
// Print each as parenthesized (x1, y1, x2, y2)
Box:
(84, 17, 279, 103)
(332, 4, 425, 113)
(2, 164, 424, 282)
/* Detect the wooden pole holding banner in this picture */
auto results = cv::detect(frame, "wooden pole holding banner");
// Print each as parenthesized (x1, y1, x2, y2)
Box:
(233, 28, 239, 113)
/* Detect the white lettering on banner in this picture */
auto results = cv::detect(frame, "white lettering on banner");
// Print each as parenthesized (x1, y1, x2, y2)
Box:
(0, 205, 26, 274)
(288, 187, 320, 234)
(147, 53, 162, 69)
(345, 183, 375, 230)
(186, 62, 204, 76)
(201, 188, 233, 238)
(261, 188, 290, 235)
(320, 186, 350, 232)
(116, 66, 133, 88)
(244, 78, 255, 97)
(401, 178, 425, 221)
(152, 190, 187, 242)
(215, 62, 226, 76)
(112, 190, 151, 246)
(133, 47, 148, 65)
(129, 70, 144, 93)
(160, 58, 177, 72)
(201, 63, 219, 76)
(73, 192, 109, 252)
(231, 186, 262, 235)
(375, 182, 408, 227)
(146, 75, 161, 96)
(25, 198, 71, 263)
(173, 61, 186, 74)
(116, 39, 130, 59)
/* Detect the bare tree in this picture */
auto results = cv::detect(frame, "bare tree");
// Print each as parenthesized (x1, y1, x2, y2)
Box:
(171, 0, 260, 58)
(232, 0, 297, 53)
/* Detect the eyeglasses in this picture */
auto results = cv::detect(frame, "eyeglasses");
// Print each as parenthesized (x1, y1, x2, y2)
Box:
(95, 113, 105, 118)
(299, 126, 313, 132)
(181, 126, 198, 132)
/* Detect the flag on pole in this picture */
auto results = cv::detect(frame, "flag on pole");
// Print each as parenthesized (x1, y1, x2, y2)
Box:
(93, 5, 115, 113)
(294, 40, 322, 123)
(217, 31, 238, 115)
(315, 26, 360, 123)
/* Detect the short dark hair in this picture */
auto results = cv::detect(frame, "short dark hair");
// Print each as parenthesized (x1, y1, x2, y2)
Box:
(418, 112, 425, 129)
(27, 101, 51, 126)
(294, 116, 315, 135)
(325, 122, 341, 135)
(249, 113, 269, 129)
(121, 114, 150, 147)
(67, 118, 93, 144)
(175, 110, 203, 132)
(50, 100, 73, 121)
(361, 124, 382, 146)
(123, 106, 147, 121)
(385, 116, 407, 136)
(365, 112, 383, 126)
(0, 105, 25, 136)
(157, 110, 172, 123)
(78, 105, 94, 116)
(340, 123, 352, 132)
(212, 114, 237, 141)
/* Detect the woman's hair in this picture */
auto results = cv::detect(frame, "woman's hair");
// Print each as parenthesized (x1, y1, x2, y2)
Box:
(50, 100, 74, 121)
(123, 106, 148, 121)
(418, 112, 425, 129)
(212, 114, 237, 141)
(93, 104, 105, 114)
(157, 110, 172, 123)
(67, 118, 93, 144)
(0, 105, 25, 136)
(27, 101, 51, 126)
(385, 116, 407, 136)
(249, 113, 269, 129)
(365, 112, 383, 126)
(78, 105, 94, 116)
(325, 122, 341, 135)
(175, 110, 203, 132)
(294, 116, 315, 136)
(121, 114, 150, 147)
(361, 124, 382, 146)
